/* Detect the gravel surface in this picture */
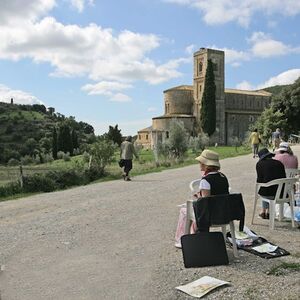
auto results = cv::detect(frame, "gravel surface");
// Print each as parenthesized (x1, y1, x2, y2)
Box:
(0, 146, 300, 300)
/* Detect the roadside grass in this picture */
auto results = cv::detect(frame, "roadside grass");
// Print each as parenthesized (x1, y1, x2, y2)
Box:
(0, 146, 251, 199)
(266, 262, 300, 276)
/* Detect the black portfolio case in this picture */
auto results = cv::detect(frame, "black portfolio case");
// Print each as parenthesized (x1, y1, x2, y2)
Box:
(181, 232, 229, 268)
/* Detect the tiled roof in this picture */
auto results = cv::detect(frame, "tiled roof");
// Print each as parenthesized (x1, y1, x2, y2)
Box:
(225, 88, 272, 96)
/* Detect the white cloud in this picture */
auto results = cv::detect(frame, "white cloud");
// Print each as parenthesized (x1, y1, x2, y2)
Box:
(0, 84, 44, 105)
(257, 69, 300, 88)
(164, 0, 300, 26)
(185, 44, 195, 55)
(0, 0, 55, 25)
(110, 93, 132, 102)
(81, 81, 132, 95)
(235, 81, 255, 90)
(236, 69, 300, 90)
(68, 0, 95, 12)
(0, 11, 188, 97)
(248, 32, 292, 58)
(147, 107, 157, 112)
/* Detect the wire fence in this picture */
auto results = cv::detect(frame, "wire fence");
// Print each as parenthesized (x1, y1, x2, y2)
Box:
(0, 166, 61, 186)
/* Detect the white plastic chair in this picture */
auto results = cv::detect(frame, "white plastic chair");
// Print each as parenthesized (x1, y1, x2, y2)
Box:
(251, 177, 298, 229)
(185, 197, 238, 258)
(285, 168, 299, 178)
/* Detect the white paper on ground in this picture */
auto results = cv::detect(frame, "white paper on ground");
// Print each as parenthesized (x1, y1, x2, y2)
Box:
(252, 243, 278, 253)
(175, 276, 229, 298)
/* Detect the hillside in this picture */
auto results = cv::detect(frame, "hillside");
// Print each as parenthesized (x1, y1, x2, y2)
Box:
(263, 84, 290, 95)
(0, 102, 95, 164)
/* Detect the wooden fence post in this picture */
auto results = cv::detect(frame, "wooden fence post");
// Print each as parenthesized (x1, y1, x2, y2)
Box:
(19, 165, 23, 188)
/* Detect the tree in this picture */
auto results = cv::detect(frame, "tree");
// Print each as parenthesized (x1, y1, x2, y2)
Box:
(200, 59, 216, 136)
(71, 130, 79, 150)
(57, 123, 73, 155)
(52, 127, 58, 159)
(88, 139, 116, 173)
(254, 77, 300, 140)
(106, 124, 122, 146)
(166, 119, 189, 158)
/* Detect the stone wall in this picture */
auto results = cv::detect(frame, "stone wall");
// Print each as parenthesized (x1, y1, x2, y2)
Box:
(164, 88, 193, 115)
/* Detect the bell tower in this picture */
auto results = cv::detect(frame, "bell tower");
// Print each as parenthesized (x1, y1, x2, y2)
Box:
(193, 48, 225, 144)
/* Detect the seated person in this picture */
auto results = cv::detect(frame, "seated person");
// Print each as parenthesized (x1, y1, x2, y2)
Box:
(175, 149, 229, 248)
(274, 142, 298, 169)
(256, 148, 286, 219)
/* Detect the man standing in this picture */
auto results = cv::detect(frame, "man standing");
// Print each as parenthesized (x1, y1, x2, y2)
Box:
(249, 128, 260, 158)
(120, 136, 138, 181)
(256, 148, 286, 219)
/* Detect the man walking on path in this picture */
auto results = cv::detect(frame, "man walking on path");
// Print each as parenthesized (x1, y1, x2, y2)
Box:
(249, 128, 260, 158)
(272, 128, 281, 151)
(120, 136, 138, 181)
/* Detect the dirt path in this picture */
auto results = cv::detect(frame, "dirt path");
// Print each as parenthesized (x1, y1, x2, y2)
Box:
(0, 147, 300, 299)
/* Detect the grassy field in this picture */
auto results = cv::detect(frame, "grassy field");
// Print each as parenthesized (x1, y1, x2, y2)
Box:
(0, 146, 251, 187)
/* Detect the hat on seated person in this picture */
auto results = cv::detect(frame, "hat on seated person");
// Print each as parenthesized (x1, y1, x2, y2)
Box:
(195, 149, 220, 168)
(258, 148, 275, 161)
(276, 141, 289, 152)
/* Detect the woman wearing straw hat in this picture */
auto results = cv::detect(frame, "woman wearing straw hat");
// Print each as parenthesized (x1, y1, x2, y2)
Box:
(175, 149, 230, 248)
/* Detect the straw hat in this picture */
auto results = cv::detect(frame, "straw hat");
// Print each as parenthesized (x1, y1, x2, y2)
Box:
(195, 149, 220, 168)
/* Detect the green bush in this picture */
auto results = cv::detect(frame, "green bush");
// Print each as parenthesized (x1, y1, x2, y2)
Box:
(7, 158, 20, 166)
(47, 169, 84, 189)
(84, 166, 105, 182)
(23, 174, 56, 192)
(0, 182, 22, 197)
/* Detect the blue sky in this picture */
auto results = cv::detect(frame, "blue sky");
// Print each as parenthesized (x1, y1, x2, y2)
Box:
(0, 0, 300, 135)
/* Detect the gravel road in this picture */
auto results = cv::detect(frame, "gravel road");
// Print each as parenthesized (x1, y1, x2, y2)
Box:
(0, 147, 300, 300)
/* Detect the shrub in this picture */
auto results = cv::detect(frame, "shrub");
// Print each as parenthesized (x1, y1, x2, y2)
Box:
(82, 151, 90, 163)
(84, 166, 105, 181)
(0, 182, 22, 197)
(57, 151, 65, 159)
(63, 152, 71, 161)
(21, 155, 35, 165)
(7, 158, 20, 166)
(23, 174, 56, 192)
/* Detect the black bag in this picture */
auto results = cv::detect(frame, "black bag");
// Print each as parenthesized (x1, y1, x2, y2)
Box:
(118, 159, 125, 167)
(181, 232, 229, 268)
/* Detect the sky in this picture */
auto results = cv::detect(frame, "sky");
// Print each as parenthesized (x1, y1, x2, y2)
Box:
(0, 0, 300, 136)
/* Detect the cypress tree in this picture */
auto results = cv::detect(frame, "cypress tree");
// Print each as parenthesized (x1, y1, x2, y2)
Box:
(200, 59, 216, 136)
(52, 127, 58, 159)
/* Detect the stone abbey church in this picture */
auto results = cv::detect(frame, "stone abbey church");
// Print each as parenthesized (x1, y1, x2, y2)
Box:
(137, 48, 272, 147)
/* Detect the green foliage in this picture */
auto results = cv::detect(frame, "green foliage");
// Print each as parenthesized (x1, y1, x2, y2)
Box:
(57, 123, 73, 155)
(200, 59, 216, 136)
(52, 127, 58, 159)
(105, 124, 122, 146)
(89, 139, 116, 171)
(189, 132, 210, 153)
(167, 120, 189, 158)
(0, 182, 22, 197)
(23, 174, 56, 192)
(7, 158, 20, 166)
(0, 102, 95, 164)
(254, 77, 300, 140)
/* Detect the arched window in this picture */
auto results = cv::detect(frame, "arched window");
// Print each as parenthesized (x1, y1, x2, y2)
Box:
(199, 62, 203, 73)
(166, 131, 169, 139)
(249, 116, 254, 122)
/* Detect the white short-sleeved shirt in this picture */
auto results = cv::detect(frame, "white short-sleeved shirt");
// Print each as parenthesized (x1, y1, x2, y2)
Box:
(199, 172, 218, 191)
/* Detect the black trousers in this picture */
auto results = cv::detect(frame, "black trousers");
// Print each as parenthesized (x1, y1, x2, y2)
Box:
(123, 159, 133, 176)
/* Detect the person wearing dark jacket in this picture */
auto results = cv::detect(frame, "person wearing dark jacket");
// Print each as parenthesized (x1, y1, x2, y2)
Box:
(120, 136, 138, 181)
(256, 148, 286, 219)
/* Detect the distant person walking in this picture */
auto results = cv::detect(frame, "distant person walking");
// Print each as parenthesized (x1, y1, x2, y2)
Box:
(272, 128, 281, 151)
(249, 128, 261, 158)
(120, 136, 138, 181)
